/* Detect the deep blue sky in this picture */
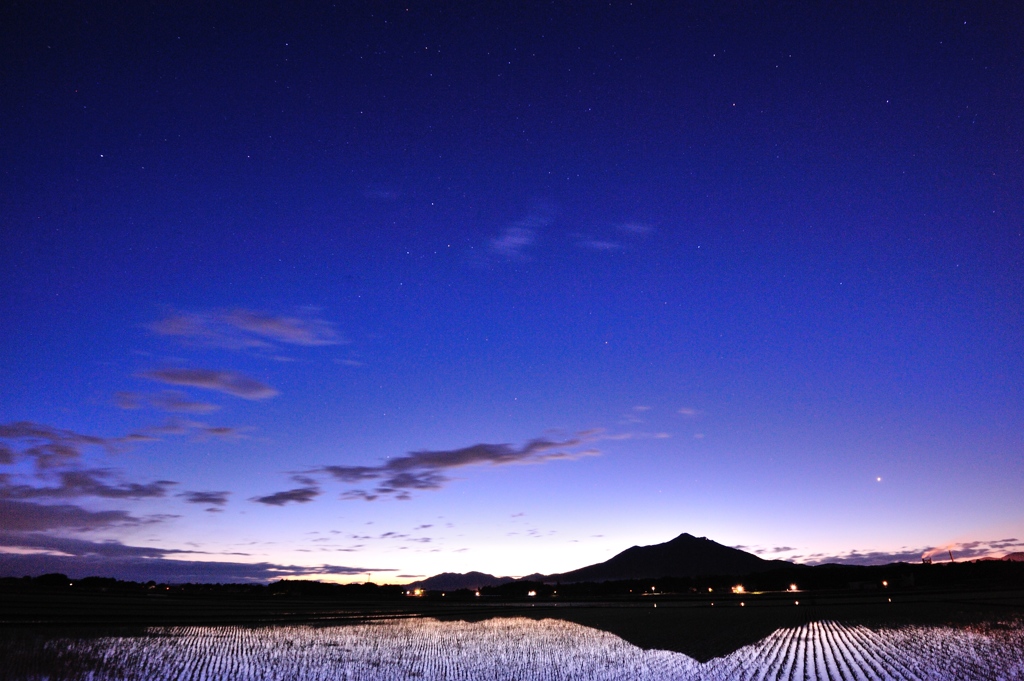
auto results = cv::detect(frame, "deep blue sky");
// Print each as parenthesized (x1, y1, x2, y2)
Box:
(1, 2, 1021, 582)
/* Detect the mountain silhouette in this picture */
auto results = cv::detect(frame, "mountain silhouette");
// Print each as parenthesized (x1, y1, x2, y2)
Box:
(413, 534, 791, 589)
(546, 533, 789, 583)
(409, 571, 514, 591)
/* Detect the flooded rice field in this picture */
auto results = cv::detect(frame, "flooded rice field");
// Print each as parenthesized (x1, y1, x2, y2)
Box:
(2, 614, 1024, 679)
(2, 616, 1023, 680)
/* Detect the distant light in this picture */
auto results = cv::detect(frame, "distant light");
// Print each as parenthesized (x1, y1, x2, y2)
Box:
(527, 590, 537, 597)
(877, 477, 882, 482)
(789, 584, 798, 592)
(732, 585, 745, 594)
(740, 602, 745, 607)
(795, 600, 799, 605)
(882, 580, 888, 587)
(708, 587, 713, 593)
(475, 591, 480, 597)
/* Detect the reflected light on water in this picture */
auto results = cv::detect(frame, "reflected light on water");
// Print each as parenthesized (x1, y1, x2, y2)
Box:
(3, 617, 1023, 680)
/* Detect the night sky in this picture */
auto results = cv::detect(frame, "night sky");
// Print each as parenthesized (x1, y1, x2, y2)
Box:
(2, 2, 1021, 583)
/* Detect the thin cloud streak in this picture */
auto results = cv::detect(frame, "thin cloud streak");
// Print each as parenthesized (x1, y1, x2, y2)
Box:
(251, 486, 321, 506)
(490, 227, 535, 258)
(318, 432, 602, 501)
(115, 391, 221, 414)
(179, 491, 230, 506)
(0, 470, 176, 500)
(224, 310, 341, 346)
(796, 537, 1024, 565)
(150, 309, 342, 350)
(579, 239, 623, 251)
(142, 368, 278, 400)
(619, 222, 653, 235)
(142, 419, 244, 440)
(0, 499, 154, 532)
(0, 552, 394, 583)
(0, 421, 120, 469)
(0, 532, 206, 559)
(150, 391, 222, 414)
(487, 211, 553, 260)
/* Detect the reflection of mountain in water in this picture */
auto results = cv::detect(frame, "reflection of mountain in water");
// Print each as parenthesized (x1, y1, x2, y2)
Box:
(436, 593, 1024, 662)
(437, 604, 806, 662)
(542, 605, 807, 662)
(6, 616, 1022, 679)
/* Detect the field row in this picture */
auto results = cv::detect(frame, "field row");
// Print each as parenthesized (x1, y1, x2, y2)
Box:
(2, 616, 1023, 680)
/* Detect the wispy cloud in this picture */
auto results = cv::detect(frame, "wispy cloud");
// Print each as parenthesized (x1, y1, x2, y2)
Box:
(0, 421, 212, 530)
(487, 212, 553, 260)
(738, 544, 798, 555)
(575, 221, 651, 253)
(318, 432, 601, 501)
(0, 532, 203, 559)
(151, 309, 342, 350)
(142, 419, 244, 441)
(0, 421, 122, 469)
(179, 490, 230, 507)
(0, 549, 393, 583)
(619, 222, 653, 235)
(578, 239, 623, 251)
(0, 499, 155, 532)
(0, 470, 175, 500)
(251, 486, 321, 506)
(223, 310, 341, 346)
(490, 227, 536, 258)
(149, 391, 221, 414)
(114, 392, 143, 410)
(142, 368, 278, 400)
(794, 537, 1024, 565)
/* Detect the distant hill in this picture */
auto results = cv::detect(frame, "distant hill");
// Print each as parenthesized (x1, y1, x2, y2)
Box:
(412, 533, 793, 590)
(545, 533, 790, 583)
(408, 571, 514, 591)
(1005, 552, 1024, 562)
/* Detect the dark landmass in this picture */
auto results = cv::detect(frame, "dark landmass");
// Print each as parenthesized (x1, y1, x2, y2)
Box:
(3, 532, 1023, 662)
(417, 533, 1024, 588)
(546, 532, 790, 582)
(410, 533, 787, 590)
(408, 571, 515, 591)
(2, 575, 1022, 663)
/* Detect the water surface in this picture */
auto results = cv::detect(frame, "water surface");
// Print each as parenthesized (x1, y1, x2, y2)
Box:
(3, 616, 1023, 680)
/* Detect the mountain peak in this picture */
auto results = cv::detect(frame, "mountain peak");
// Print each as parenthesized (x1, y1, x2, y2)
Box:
(548, 532, 788, 583)
(413, 532, 793, 591)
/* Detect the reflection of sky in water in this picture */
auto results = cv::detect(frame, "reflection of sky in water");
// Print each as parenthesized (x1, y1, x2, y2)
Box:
(5, 617, 1024, 680)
